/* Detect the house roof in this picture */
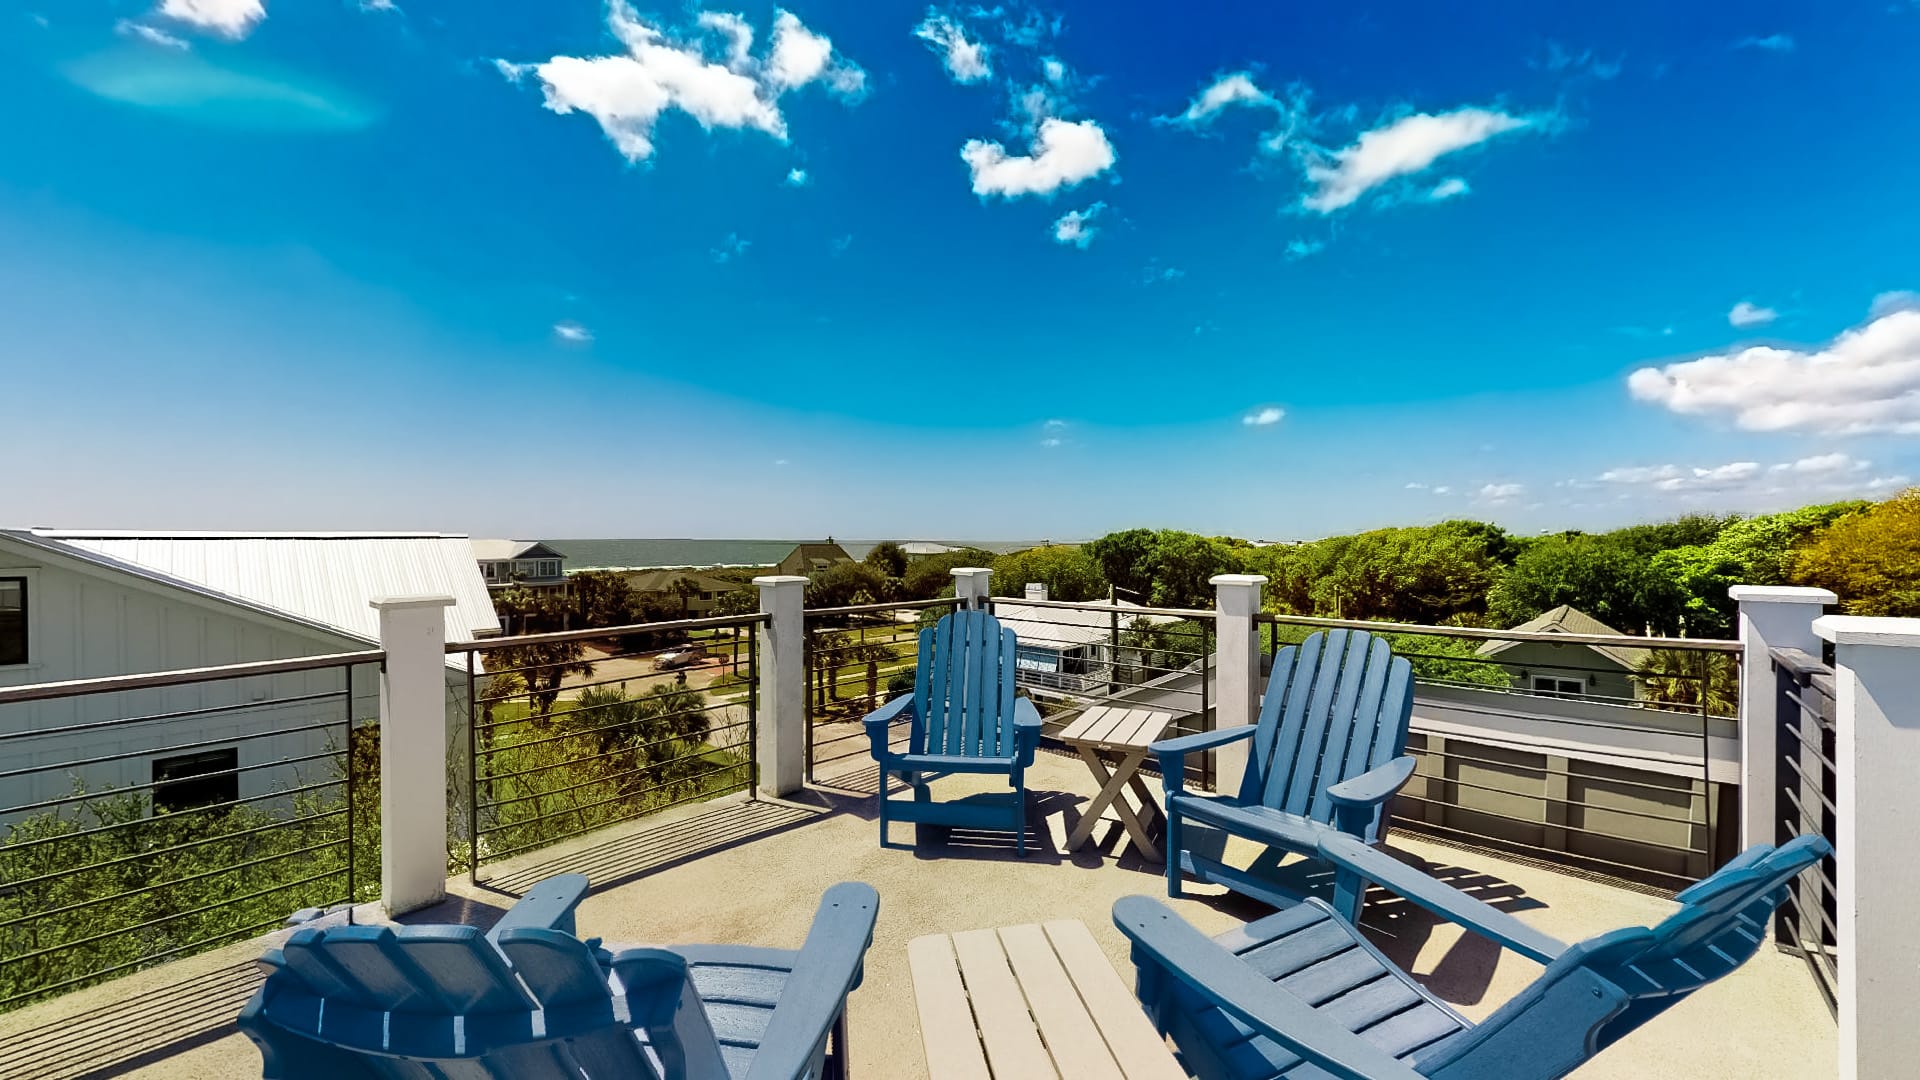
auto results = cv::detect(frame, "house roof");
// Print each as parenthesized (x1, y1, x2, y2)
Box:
(1477, 604, 1650, 671)
(21, 530, 500, 653)
(784, 542, 852, 569)
(901, 542, 959, 556)
(471, 539, 563, 562)
(992, 599, 1182, 649)
(548, 538, 801, 571)
(622, 568, 744, 594)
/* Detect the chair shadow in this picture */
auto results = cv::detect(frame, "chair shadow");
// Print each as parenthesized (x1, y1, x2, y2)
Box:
(1355, 844, 1549, 1008)
(1167, 837, 1549, 1009)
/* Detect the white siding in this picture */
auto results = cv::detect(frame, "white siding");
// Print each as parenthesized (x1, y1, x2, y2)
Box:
(0, 544, 467, 822)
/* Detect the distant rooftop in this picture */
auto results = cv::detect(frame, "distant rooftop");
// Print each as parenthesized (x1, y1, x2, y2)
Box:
(15, 529, 500, 646)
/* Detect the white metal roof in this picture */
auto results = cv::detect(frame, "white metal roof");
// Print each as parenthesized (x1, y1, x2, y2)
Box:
(994, 600, 1182, 650)
(29, 531, 501, 648)
(471, 538, 550, 561)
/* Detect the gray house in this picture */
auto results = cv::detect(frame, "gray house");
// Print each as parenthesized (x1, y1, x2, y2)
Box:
(1475, 605, 1649, 703)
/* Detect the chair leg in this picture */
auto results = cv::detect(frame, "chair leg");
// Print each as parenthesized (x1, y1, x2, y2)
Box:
(1015, 774, 1027, 857)
(1165, 804, 1183, 898)
(829, 1007, 850, 1080)
(877, 768, 889, 847)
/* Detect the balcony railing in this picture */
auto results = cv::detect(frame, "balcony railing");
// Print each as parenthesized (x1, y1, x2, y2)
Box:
(450, 613, 765, 886)
(0, 651, 381, 1012)
(1257, 612, 1741, 891)
(802, 597, 957, 783)
(1771, 645, 1840, 1016)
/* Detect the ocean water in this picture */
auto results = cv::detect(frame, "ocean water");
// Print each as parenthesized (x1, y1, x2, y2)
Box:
(546, 538, 1051, 570)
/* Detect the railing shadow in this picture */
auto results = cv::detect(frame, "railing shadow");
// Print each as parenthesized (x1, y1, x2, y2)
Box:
(473, 798, 824, 897)
(0, 958, 265, 1080)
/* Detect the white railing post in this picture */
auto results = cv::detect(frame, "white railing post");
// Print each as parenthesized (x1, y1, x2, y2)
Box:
(1813, 614, 1920, 1080)
(754, 575, 807, 798)
(371, 595, 454, 917)
(1211, 574, 1267, 796)
(1730, 585, 1835, 853)
(953, 567, 993, 610)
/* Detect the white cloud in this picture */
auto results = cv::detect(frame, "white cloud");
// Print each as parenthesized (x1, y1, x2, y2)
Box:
(1242, 406, 1286, 427)
(1171, 72, 1276, 125)
(913, 11, 991, 83)
(830, 233, 853, 255)
(1427, 176, 1470, 201)
(1302, 107, 1538, 213)
(1597, 454, 1904, 498)
(1477, 482, 1525, 503)
(1432, 485, 1453, 495)
(1629, 304, 1920, 434)
(1866, 474, 1913, 491)
(553, 320, 593, 343)
(711, 232, 750, 263)
(786, 167, 810, 186)
(1728, 300, 1778, 327)
(774, 458, 790, 466)
(962, 117, 1115, 197)
(1040, 437, 1063, 448)
(1142, 261, 1185, 284)
(117, 19, 190, 48)
(1735, 34, 1795, 52)
(360, 0, 399, 12)
(767, 9, 866, 98)
(1042, 57, 1066, 85)
(1043, 418, 1067, 430)
(156, 0, 264, 40)
(1051, 202, 1104, 248)
(506, 2, 862, 164)
(696, 11, 754, 70)
(1769, 452, 1867, 476)
(1404, 481, 1427, 490)
(1870, 290, 1920, 317)
(1284, 237, 1324, 260)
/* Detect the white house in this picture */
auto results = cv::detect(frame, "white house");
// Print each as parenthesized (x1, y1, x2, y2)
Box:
(471, 539, 568, 591)
(992, 589, 1182, 694)
(0, 530, 498, 820)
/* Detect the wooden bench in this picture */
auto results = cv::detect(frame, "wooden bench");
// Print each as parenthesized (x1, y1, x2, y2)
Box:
(908, 919, 1186, 1080)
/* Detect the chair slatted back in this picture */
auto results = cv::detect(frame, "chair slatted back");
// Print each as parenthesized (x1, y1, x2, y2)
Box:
(914, 609, 1020, 758)
(1425, 836, 1832, 1079)
(241, 923, 658, 1079)
(1241, 630, 1413, 835)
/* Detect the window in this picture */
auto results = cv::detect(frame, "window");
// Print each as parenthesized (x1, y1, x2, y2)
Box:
(482, 562, 499, 581)
(539, 560, 560, 578)
(0, 577, 25, 666)
(153, 749, 239, 813)
(1532, 676, 1583, 699)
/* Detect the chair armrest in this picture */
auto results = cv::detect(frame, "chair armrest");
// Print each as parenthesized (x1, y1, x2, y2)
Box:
(863, 695, 916, 761)
(743, 882, 881, 1080)
(487, 873, 590, 942)
(1315, 833, 1567, 966)
(1012, 697, 1043, 768)
(1151, 725, 1255, 790)
(1113, 896, 1425, 1080)
(1326, 755, 1416, 836)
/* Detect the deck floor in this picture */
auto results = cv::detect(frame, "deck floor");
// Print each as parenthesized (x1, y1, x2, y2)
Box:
(2, 752, 1835, 1079)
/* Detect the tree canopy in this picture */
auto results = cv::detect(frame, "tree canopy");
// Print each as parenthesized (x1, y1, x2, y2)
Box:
(989, 544, 1107, 601)
(1792, 491, 1920, 616)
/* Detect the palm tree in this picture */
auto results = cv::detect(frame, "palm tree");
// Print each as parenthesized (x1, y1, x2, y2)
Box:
(1635, 649, 1738, 716)
(670, 576, 702, 617)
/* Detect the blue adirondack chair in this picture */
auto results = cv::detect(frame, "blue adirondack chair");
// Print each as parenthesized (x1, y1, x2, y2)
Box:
(1115, 833, 1831, 1080)
(862, 608, 1043, 854)
(1155, 629, 1416, 918)
(239, 874, 880, 1080)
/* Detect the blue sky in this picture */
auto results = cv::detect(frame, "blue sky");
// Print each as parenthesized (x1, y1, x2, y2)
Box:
(4, 1, 1919, 540)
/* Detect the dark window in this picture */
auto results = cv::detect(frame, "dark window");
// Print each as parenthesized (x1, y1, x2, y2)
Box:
(1532, 676, 1584, 700)
(0, 577, 24, 666)
(153, 749, 239, 813)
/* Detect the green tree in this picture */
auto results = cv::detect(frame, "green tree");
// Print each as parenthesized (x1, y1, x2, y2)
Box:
(864, 541, 909, 578)
(805, 562, 889, 612)
(569, 570, 638, 627)
(1792, 489, 1920, 615)
(669, 575, 702, 616)
(901, 548, 1003, 600)
(1143, 531, 1246, 608)
(1603, 514, 1737, 557)
(1653, 502, 1867, 636)
(1634, 649, 1739, 717)
(1488, 533, 1686, 635)
(990, 545, 1107, 601)
(1084, 528, 1159, 600)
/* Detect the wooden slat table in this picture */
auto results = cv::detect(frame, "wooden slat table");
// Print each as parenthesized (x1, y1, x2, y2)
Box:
(1058, 706, 1175, 861)
(908, 920, 1186, 1080)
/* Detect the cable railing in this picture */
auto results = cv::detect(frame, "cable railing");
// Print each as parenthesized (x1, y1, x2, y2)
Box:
(803, 597, 958, 783)
(0, 650, 381, 1012)
(987, 596, 1218, 791)
(1770, 646, 1839, 1017)
(1258, 612, 1740, 891)
(452, 613, 764, 885)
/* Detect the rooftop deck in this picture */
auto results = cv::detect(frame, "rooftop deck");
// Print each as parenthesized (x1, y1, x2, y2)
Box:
(2, 752, 1834, 1080)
